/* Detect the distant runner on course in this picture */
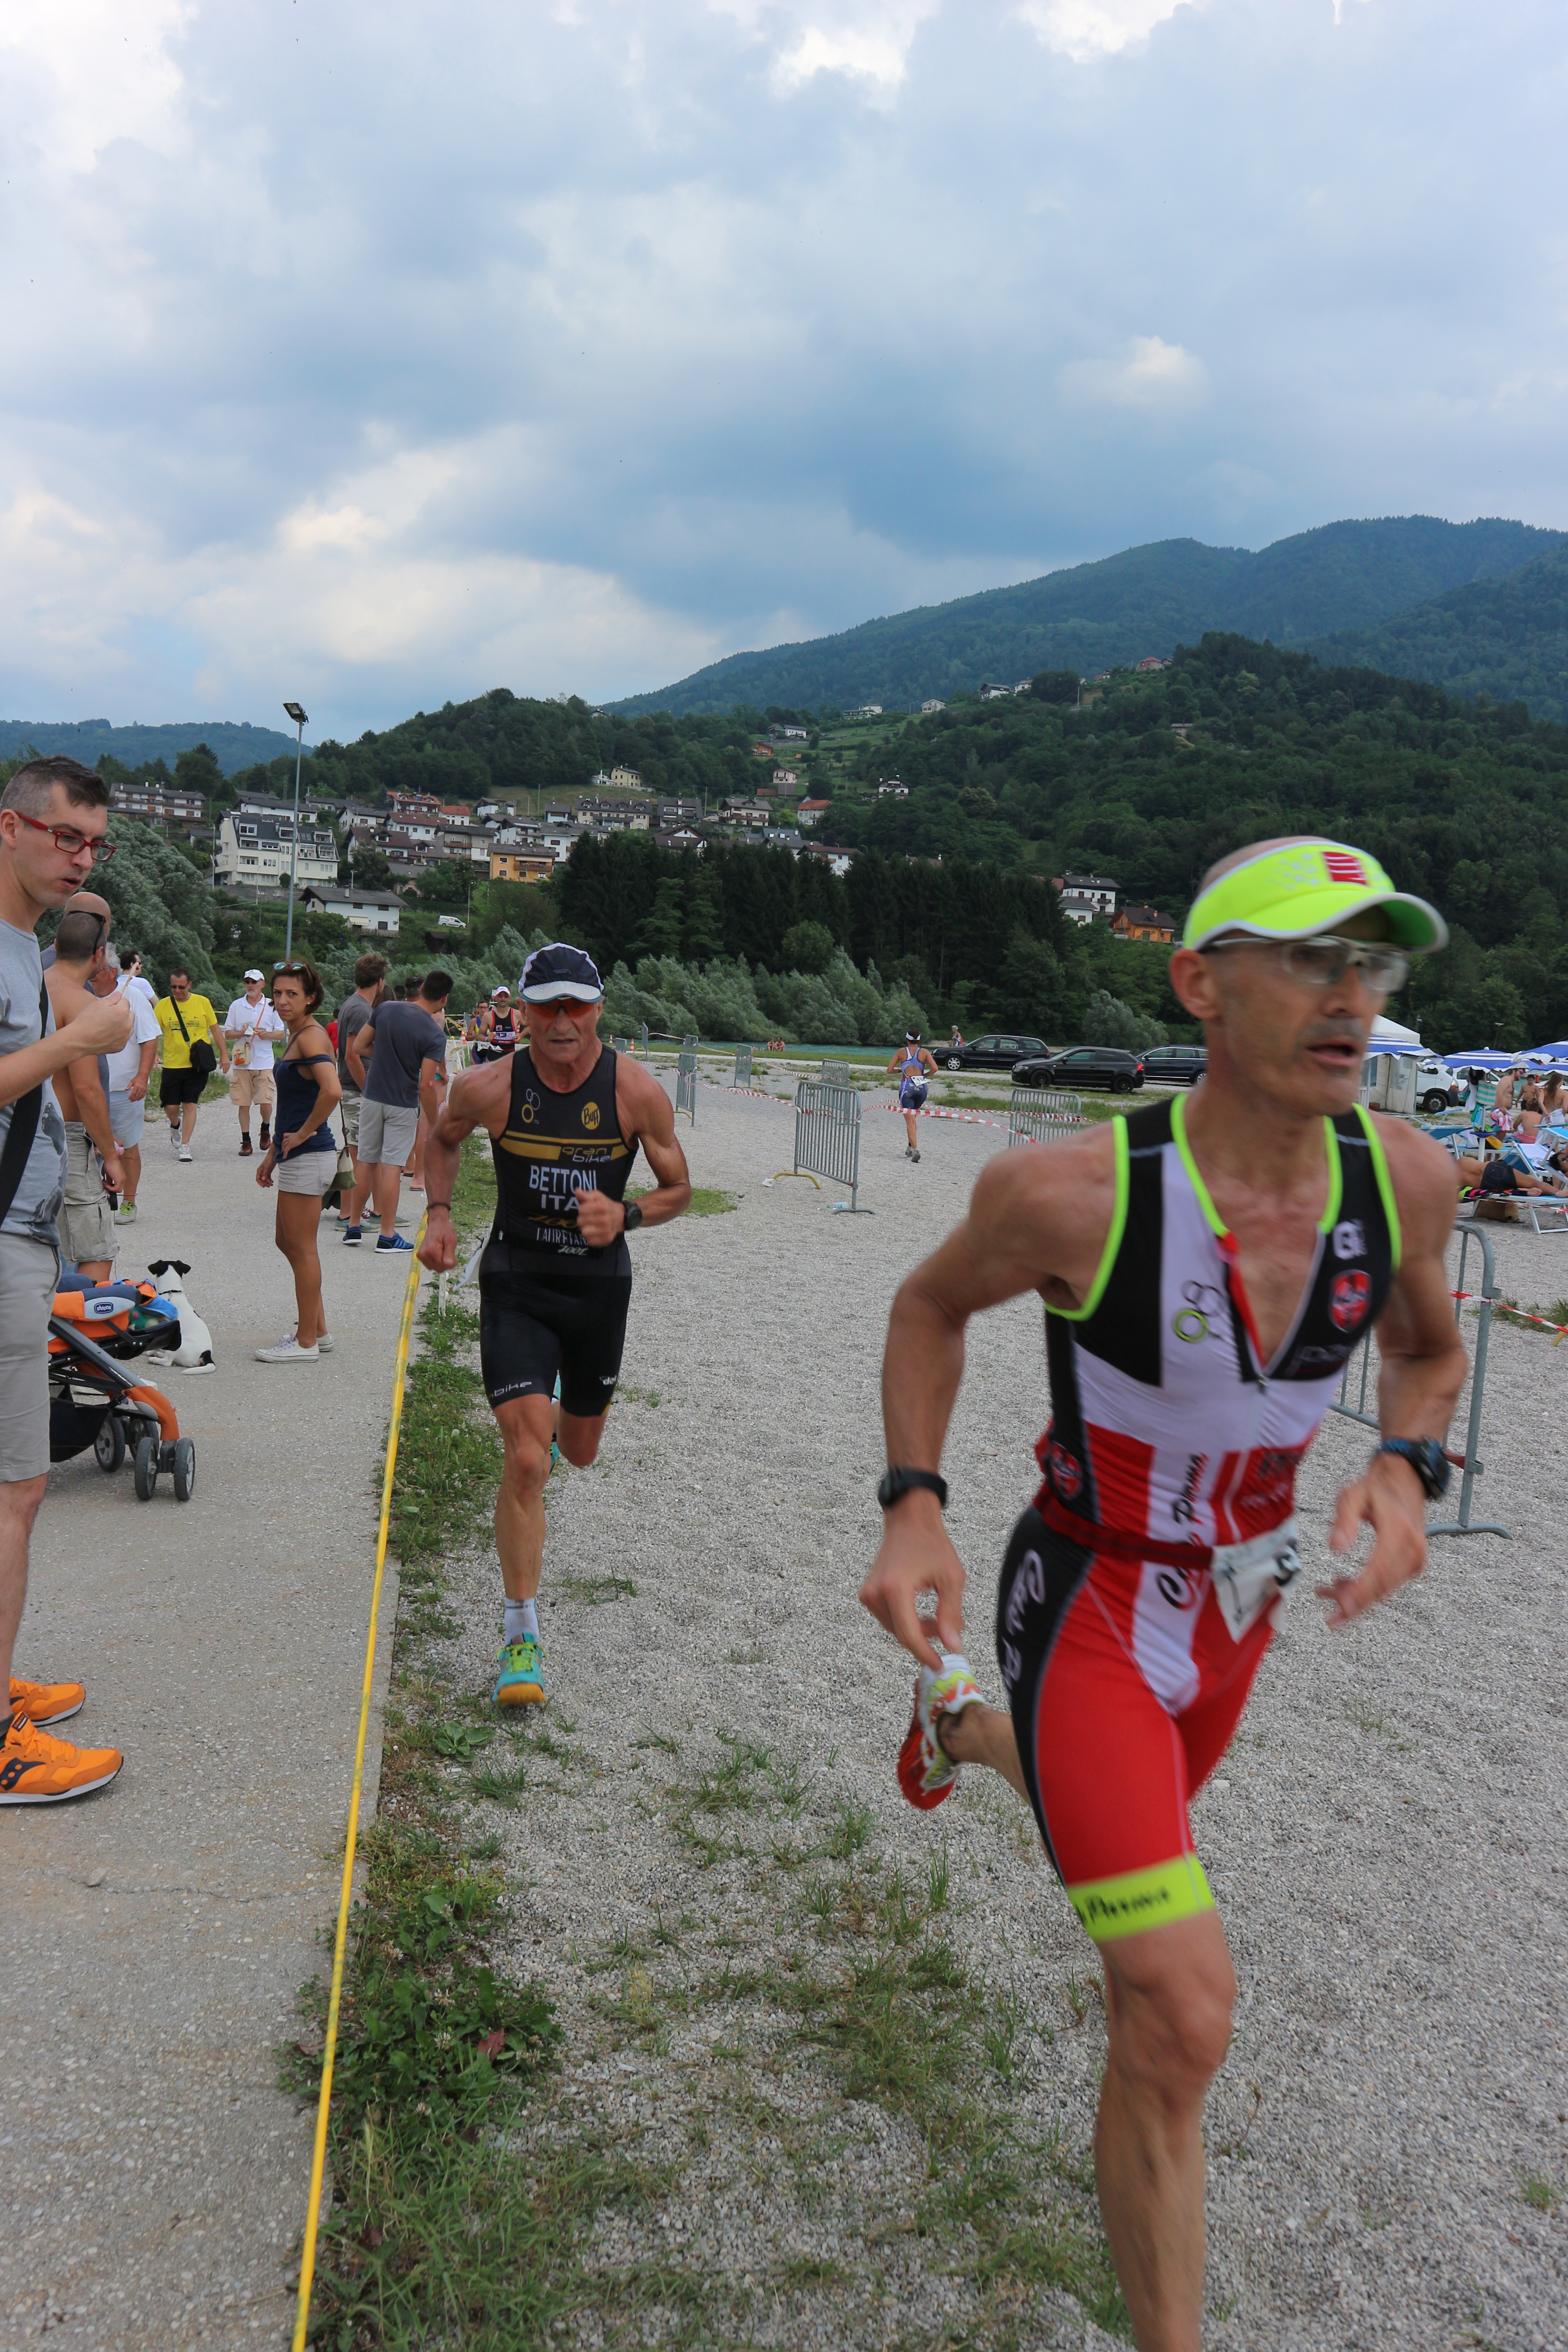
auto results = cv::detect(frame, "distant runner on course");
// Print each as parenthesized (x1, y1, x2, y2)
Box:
(419, 944, 691, 1709)
(859, 838, 1467, 2352)
(888, 1030, 937, 1161)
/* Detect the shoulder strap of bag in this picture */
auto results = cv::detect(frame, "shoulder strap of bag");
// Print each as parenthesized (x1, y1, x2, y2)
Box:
(170, 995, 191, 1043)
(0, 976, 51, 1232)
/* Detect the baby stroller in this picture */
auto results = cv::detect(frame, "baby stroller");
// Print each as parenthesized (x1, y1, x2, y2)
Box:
(48, 1278, 197, 1502)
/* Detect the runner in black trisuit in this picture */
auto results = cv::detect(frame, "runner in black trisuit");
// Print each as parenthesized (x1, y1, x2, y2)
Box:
(419, 944, 691, 1705)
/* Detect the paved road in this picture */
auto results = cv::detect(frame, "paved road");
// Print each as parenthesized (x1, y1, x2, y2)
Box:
(0, 1105, 416, 2350)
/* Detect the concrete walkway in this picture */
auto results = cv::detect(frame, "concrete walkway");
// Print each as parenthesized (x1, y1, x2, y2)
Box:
(0, 1107, 418, 2350)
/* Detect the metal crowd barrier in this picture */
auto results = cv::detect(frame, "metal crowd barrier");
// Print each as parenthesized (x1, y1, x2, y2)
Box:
(674, 1039, 697, 1126)
(1008, 1090, 1083, 1146)
(733, 1044, 754, 1087)
(1328, 1221, 1508, 1538)
(791, 1078, 870, 1214)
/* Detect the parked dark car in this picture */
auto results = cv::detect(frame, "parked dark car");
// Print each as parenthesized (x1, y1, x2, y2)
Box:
(1012, 1045, 1146, 1093)
(940, 1032, 1050, 1072)
(1139, 1044, 1207, 1087)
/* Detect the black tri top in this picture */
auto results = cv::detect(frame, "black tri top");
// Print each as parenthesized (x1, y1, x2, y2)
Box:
(484, 1044, 638, 1279)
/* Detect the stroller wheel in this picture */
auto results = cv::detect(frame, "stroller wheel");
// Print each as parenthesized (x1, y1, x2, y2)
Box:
(133, 1434, 159, 1501)
(94, 1416, 127, 1475)
(171, 1437, 196, 1504)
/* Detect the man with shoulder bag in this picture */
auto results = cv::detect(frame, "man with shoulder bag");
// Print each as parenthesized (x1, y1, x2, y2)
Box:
(154, 966, 227, 1162)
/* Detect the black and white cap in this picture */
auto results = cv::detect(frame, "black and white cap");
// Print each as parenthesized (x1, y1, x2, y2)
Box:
(519, 942, 604, 1004)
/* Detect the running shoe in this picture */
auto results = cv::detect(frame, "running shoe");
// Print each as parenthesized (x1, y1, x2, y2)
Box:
(911, 1149, 921, 1163)
(177, 1144, 193, 1163)
(117, 1200, 137, 1224)
(168, 1126, 181, 1154)
(255, 1334, 319, 1363)
(0, 1713, 122, 1804)
(375, 1233, 415, 1254)
(9, 1676, 84, 1727)
(494, 1633, 545, 1708)
(343, 1225, 362, 1245)
(897, 1650, 982, 1811)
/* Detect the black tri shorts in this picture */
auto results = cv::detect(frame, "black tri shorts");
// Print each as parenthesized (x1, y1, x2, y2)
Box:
(479, 1265, 633, 1420)
(159, 1066, 208, 1107)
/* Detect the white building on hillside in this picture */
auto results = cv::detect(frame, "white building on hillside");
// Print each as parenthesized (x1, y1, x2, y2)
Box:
(214, 807, 338, 890)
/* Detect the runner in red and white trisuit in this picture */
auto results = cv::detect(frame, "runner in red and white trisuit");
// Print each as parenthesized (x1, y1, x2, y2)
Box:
(859, 836, 1468, 2352)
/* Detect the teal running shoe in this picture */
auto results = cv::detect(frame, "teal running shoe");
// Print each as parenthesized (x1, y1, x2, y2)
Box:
(494, 1632, 545, 1709)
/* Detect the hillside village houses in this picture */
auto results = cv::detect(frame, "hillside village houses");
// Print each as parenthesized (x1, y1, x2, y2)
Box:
(213, 798, 338, 890)
(108, 779, 206, 834)
(877, 777, 909, 799)
(920, 698, 946, 714)
(1051, 871, 1119, 926)
(795, 799, 832, 828)
(1112, 904, 1175, 943)
(299, 884, 403, 934)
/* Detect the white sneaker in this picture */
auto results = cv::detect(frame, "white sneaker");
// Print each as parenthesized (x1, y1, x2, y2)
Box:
(117, 1200, 137, 1223)
(168, 1127, 181, 1154)
(897, 1650, 983, 1810)
(255, 1334, 319, 1363)
(294, 1329, 335, 1354)
(177, 1144, 192, 1163)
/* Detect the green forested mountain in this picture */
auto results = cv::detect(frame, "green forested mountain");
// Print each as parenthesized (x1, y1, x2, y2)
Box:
(800, 635, 1568, 1053)
(1310, 543, 1568, 723)
(216, 638, 1568, 1052)
(607, 517, 1564, 718)
(0, 716, 302, 774)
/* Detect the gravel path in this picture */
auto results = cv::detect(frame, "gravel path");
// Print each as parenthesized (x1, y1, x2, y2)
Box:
(417, 1077, 1567, 2349)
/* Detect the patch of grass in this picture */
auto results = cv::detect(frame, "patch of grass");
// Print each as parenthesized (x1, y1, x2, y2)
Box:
(1519, 2170, 1560, 2213)
(627, 1183, 738, 1216)
(555, 1571, 637, 1605)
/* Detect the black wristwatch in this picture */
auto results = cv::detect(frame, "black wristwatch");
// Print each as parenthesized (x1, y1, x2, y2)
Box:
(1374, 1438, 1451, 1501)
(622, 1198, 643, 1232)
(877, 1466, 948, 1511)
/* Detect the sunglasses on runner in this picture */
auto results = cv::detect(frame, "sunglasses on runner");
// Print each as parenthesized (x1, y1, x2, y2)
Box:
(1201, 935, 1409, 996)
(9, 810, 117, 863)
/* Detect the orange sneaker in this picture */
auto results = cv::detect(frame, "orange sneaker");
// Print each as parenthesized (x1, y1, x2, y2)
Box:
(9, 1676, 85, 1727)
(0, 1712, 122, 1804)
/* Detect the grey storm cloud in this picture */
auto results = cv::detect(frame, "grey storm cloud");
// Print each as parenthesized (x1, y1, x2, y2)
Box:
(2, 0, 1564, 736)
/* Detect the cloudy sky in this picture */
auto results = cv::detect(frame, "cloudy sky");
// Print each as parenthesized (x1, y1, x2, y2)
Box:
(4, 0, 1563, 737)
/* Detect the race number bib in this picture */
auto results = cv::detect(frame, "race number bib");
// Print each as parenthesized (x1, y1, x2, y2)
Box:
(1210, 1518, 1302, 1643)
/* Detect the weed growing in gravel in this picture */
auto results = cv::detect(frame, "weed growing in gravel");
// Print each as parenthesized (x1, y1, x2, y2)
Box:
(1519, 2170, 1561, 2213)
(555, 1570, 638, 1604)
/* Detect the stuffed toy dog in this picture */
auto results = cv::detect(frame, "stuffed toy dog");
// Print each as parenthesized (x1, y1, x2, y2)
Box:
(143, 1259, 216, 1372)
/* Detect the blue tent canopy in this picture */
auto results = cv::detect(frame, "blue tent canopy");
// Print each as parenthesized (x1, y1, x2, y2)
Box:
(1439, 1049, 1519, 1070)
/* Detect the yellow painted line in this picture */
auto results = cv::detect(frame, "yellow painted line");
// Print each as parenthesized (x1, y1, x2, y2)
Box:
(291, 1218, 426, 2352)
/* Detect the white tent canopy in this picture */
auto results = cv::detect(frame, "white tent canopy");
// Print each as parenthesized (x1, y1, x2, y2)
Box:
(1368, 1015, 1421, 1049)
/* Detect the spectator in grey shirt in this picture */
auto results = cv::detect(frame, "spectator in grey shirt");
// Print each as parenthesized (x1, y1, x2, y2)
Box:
(0, 757, 131, 1805)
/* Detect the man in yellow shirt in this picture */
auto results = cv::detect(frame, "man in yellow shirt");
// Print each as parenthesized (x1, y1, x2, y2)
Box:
(154, 965, 228, 1162)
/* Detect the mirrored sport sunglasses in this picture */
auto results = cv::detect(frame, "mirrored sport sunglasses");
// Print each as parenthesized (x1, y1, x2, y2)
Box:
(1201, 934, 1409, 997)
(10, 809, 116, 863)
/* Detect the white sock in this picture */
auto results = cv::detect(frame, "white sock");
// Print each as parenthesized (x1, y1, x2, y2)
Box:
(504, 1597, 539, 1644)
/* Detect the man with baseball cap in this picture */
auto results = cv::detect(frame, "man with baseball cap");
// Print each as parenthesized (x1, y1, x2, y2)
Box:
(224, 968, 287, 1157)
(859, 838, 1466, 2350)
(419, 942, 691, 1709)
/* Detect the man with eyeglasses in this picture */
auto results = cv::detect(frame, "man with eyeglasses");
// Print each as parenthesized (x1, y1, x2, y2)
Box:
(0, 756, 131, 1804)
(859, 836, 1468, 2352)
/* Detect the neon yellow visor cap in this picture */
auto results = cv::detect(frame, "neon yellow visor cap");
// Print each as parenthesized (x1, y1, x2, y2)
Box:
(1183, 839, 1447, 954)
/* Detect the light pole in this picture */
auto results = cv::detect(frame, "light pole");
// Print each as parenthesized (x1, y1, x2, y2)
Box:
(282, 700, 309, 962)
